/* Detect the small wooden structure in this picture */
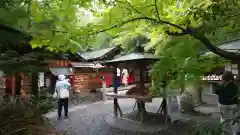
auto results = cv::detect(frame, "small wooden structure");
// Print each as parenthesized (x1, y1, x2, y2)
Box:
(203, 39, 240, 87)
(200, 39, 240, 104)
(212, 39, 240, 75)
(102, 49, 159, 123)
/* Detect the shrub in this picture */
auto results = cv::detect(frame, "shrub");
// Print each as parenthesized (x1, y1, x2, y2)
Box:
(0, 97, 59, 135)
(29, 89, 56, 114)
(30, 96, 56, 114)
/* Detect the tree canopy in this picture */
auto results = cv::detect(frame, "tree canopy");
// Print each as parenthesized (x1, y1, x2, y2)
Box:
(1, 0, 95, 52)
(1, 0, 239, 83)
(2, 0, 240, 56)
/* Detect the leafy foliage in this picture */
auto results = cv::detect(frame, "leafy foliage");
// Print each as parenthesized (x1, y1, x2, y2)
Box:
(150, 37, 227, 91)
(1, 0, 240, 55)
(0, 0, 95, 52)
(1, 0, 239, 88)
(191, 122, 224, 135)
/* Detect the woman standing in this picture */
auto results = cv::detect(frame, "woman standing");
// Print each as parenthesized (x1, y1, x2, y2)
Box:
(214, 71, 239, 135)
(122, 68, 129, 87)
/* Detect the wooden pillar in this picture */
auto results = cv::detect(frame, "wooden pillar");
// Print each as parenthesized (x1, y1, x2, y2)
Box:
(11, 76, 14, 96)
(139, 64, 145, 95)
(113, 66, 118, 117)
(102, 76, 107, 101)
(237, 62, 240, 77)
(236, 62, 240, 87)
(138, 62, 147, 122)
(14, 72, 21, 96)
(50, 75, 56, 94)
(31, 72, 38, 98)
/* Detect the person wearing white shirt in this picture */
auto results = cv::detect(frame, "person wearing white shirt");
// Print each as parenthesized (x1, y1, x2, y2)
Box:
(122, 68, 129, 86)
(55, 75, 71, 119)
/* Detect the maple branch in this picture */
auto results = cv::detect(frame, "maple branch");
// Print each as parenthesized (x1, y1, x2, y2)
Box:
(116, 0, 146, 17)
(91, 16, 191, 36)
(90, 17, 159, 35)
(154, 0, 161, 21)
(27, 0, 32, 28)
(166, 31, 188, 36)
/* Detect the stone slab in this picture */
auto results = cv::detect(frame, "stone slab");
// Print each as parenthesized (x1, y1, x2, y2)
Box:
(105, 114, 167, 133)
(194, 104, 220, 116)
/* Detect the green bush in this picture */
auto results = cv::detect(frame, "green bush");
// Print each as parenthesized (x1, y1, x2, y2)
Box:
(29, 89, 56, 114)
(191, 122, 225, 135)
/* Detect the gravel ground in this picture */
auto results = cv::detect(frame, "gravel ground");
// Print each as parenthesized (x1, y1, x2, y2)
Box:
(46, 98, 215, 135)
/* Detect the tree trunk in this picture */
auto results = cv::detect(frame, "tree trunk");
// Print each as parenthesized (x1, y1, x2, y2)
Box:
(31, 72, 38, 98)
(14, 72, 21, 96)
(4, 78, 11, 95)
(180, 70, 185, 94)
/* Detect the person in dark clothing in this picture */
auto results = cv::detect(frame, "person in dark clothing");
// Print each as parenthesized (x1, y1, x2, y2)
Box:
(214, 71, 239, 135)
(58, 98, 69, 118)
(215, 73, 238, 105)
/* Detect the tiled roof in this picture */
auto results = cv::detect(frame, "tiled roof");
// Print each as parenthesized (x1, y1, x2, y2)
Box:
(202, 39, 240, 56)
(218, 39, 240, 53)
(103, 52, 159, 64)
(76, 46, 121, 61)
(49, 68, 74, 76)
(70, 62, 103, 68)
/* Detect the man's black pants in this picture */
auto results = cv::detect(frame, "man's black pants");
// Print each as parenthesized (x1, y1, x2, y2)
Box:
(58, 98, 69, 117)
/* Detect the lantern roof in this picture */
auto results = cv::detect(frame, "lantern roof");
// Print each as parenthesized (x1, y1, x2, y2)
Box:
(102, 52, 159, 65)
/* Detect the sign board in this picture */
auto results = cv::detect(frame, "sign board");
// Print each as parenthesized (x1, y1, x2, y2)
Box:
(167, 93, 181, 123)
(225, 64, 238, 75)
(0, 71, 5, 89)
(38, 72, 44, 87)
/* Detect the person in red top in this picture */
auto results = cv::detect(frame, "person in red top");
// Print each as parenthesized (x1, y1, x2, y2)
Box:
(127, 71, 134, 84)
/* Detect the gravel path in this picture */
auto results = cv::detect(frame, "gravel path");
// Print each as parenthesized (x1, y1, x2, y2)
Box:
(46, 98, 165, 135)
(46, 98, 216, 135)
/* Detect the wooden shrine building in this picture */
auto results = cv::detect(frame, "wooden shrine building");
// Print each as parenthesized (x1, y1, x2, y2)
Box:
(0, 24, 56, 96)
(69, 46, 122, 93)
